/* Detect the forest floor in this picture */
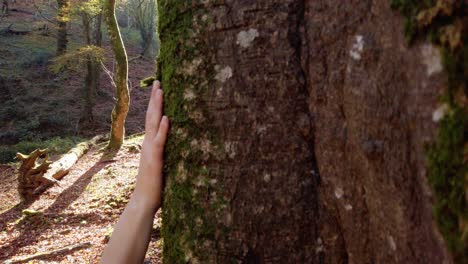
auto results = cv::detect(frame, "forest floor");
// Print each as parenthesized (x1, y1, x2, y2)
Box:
(0, 135, 163, 263)
(0, 1, 163, 263)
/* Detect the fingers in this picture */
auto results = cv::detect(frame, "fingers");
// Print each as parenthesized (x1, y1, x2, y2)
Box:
(155, 116, 169, 150)
(145, 81, 163, 139)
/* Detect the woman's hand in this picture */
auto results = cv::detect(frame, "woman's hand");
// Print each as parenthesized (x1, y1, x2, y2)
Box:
(100, 80, 169, 264)
(132, 80, 169, 212)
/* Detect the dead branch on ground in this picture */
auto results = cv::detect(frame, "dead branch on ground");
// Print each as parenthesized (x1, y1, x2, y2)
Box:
(4, 242, 92, 263)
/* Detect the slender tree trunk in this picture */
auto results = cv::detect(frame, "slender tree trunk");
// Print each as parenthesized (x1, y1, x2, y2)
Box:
(56, 0, 69, 56)
(80, 13, 103, 126)
(1, 0, 8, 15)
(104, 0, 129, 150)
(93, 13, 103, 96)
(80, 15, 94, 126)
(158, 0, 455, 263)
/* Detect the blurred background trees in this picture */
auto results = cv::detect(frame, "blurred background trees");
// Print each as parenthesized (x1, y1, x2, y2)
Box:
(0, 0, 159, 160)
(128, 0, 158, 58)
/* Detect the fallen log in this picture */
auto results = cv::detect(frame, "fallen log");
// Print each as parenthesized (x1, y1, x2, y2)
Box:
(16, 135, 106, 199)
(43, 135, 105, 182)
(4, 242, 92, 264)
(16, 149, 55, 199)
(0, 24, 31, 35)
(9, 8, 35, 15)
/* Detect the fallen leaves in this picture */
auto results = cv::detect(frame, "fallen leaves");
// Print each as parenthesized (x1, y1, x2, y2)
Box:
(1, 136, 161, 263)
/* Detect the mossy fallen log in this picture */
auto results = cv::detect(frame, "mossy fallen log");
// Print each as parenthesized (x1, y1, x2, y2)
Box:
(16, 135, 105, 199)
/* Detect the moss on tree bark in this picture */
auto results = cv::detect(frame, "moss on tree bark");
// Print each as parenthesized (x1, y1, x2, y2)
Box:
(104, 0, 130, 150)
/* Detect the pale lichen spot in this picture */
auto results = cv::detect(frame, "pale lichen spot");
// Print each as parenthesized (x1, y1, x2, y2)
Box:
(236, 28, 259, 48)
(223, 212, 233, 227)
(209, 179, 217, 185)
(190, 139, 199, 148)
(254, 205, 265, 214)
(194, 177, 207, 187)
(184, 89, 196, 101)
(176, 161, 188, 182)
(175, 128, 189, 139)
(224, 141, 237, 159)
(432, 103, 449, 122)
(316, 237, 324, 253)
(199, 138, 212, 155)
(349, 35, 364, 60)
(233, 91, 243, 104)
(189, 110, 205, 124)
(257, 125, 267, 134)
(216, 86, 224, 97)
(181, 149, 189, 158)
(190, 138, 212, 156)
(214, 65, 233, 83)
(334, 187, 344, 199)
(421, 44, 443, 76)
(344, 204, 353, 211)
(388, 235, 397, 251)
(195, 217, 203, 227)
(181, 58, 202, 76)
(263, 173, 271, 183)
(210, 191, 217, 200)
(184, 250, 193, 262)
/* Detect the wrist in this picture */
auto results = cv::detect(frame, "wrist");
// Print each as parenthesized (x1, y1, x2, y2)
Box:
(129, 192, 159, 215)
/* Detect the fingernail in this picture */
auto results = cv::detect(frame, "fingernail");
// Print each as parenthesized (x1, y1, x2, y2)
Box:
(153, 80, 160, 89)
(156, 89, 163, 96)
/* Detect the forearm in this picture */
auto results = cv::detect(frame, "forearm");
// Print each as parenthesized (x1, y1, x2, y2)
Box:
(100, 81, 168, 263)
(100, 196, 158, 264)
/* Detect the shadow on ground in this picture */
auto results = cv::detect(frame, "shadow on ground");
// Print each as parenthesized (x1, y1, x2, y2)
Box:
(0, 150, 118, 262)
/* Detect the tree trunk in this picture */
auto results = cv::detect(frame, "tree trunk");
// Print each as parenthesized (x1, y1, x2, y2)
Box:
(93, 13, 103, 95)
(80, 13, 103, 126)
(1, 0, 8, 15)
(158, 1, 463, 263)
(56, 0, 69, 56)
(80, 14, 94, 125)
(104, 0, 130, 150)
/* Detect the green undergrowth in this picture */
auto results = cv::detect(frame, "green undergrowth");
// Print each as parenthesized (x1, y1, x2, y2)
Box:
(0, 136, 84, 164)
(392, 0, 467, 262)
(158, 1, 226, 263)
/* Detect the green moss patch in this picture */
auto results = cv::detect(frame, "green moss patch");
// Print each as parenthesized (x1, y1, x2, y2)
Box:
(157, 1, 226, 263)
(392, 0, 467, 262)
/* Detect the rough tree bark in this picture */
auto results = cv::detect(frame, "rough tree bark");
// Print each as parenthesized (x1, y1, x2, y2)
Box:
(104, 0, 130, 149)
(158, 0, 463, 263)
(56, 0, 70, 56)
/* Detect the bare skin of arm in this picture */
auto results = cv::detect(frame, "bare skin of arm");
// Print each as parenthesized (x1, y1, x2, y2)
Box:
(100, 81, 169, 264)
